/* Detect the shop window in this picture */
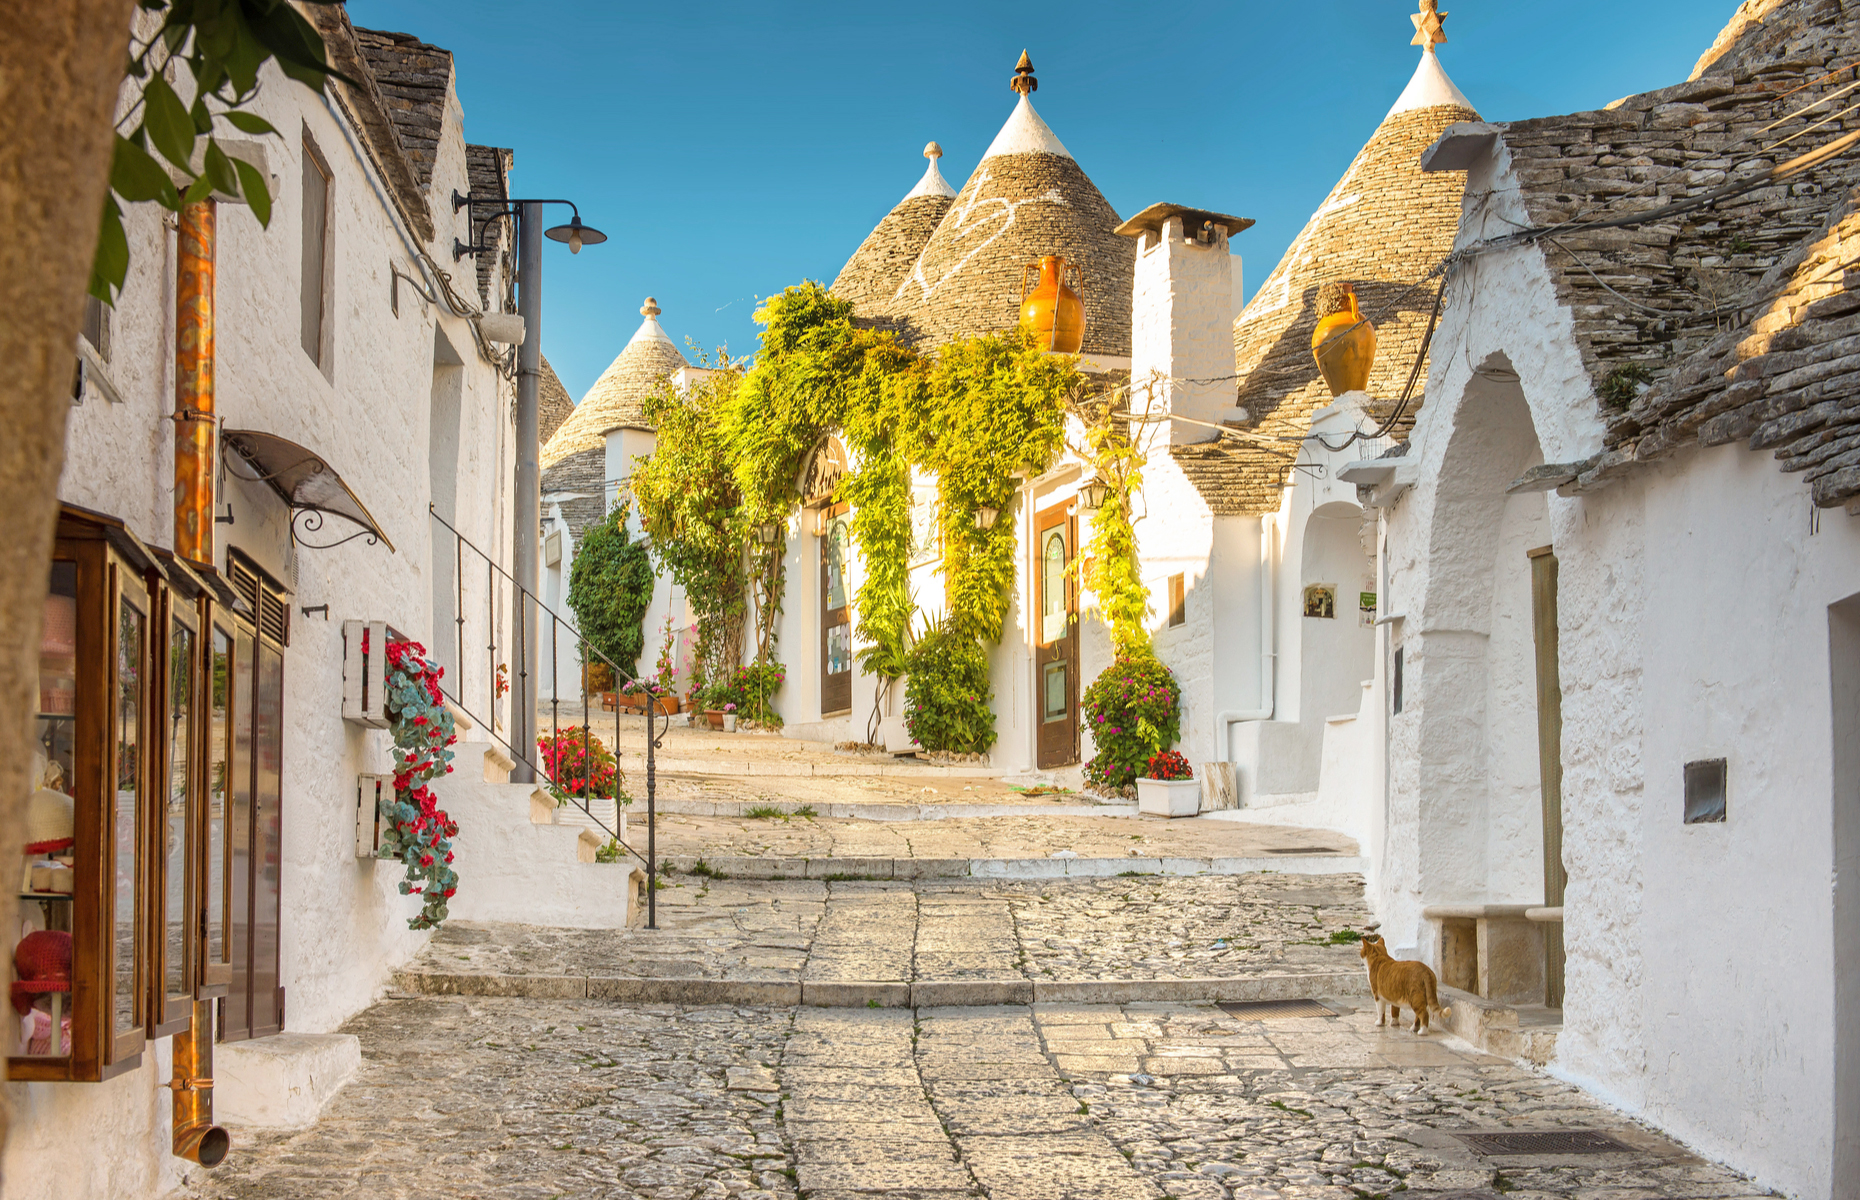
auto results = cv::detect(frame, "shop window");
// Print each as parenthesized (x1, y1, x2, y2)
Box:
(11, 508, 231, 1083)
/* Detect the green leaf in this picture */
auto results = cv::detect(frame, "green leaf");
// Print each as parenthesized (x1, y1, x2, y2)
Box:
(89, 197, 129, 305)
(247, 1, 357, 91)
(202, 138, 240, 196)
(110, 134, 181, 207)
(142, 74, 196, 169)
(220, 109, 277, 136)
(232, 156, 271, 226)
(189, 96, 213, 135)
(183, 173, 215, 206)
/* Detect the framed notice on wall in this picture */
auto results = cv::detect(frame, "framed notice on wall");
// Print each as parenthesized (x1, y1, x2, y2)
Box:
(1303, 584, 1336, 620)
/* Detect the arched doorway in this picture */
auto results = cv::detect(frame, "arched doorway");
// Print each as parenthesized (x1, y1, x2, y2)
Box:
(1409, 352, 1559, 1001)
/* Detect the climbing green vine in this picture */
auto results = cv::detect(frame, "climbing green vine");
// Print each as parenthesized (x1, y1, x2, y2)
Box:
(631, 281, 1092, 749)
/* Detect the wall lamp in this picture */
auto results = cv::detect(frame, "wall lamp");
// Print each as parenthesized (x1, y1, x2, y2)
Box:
(974, 506, 1000, 530)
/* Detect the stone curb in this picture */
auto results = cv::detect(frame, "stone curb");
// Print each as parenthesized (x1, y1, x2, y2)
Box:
(392, 971, 1370, 1007)
(616, 756, 1002, 780)
(663, 854, 1368, 881)
(647, 798, 1139, 822)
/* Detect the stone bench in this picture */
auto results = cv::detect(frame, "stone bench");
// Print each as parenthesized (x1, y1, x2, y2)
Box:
(1421, 903, 1543, 1006)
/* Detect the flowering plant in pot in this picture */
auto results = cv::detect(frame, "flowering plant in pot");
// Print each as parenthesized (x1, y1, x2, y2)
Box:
(1081, 653, 1181, 793)
(537, 726, 621, 802)
(722, 702, 737, 733)
(379, 637, 459, 929)
(1136, 749, 1198, 818)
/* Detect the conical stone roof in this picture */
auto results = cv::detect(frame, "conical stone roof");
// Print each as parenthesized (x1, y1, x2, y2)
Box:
(1204, 37, 1479, 513)
(882, 55, 1135, 357)
(833, 143, 958, 315)
(540, 298, 688, 470)
(538, 354, 574, 447)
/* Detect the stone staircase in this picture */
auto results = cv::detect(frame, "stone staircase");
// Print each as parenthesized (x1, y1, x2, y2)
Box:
(427, 713, 640, 929)
(1439, 985, 1562, 1064)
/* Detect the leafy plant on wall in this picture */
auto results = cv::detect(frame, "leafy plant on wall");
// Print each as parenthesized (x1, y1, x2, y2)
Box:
(97, 1, 350, 301)
(566, 503, 654, 684)
(1073, 392, 1153, 657)
(631, 281, 1090, 752)
(379, 637, 459, 930)
(632, 357, 749, 687)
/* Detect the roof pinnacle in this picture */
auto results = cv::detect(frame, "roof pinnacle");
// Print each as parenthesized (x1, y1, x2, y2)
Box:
(1011, 50, 1037, 96)
(925, 141, 943, 160)
(641, 297, 660, 318)
(1411, 0, 1448, 50)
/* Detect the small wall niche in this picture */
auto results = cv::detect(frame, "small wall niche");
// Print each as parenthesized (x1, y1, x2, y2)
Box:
(1683, 758, 1727, 824)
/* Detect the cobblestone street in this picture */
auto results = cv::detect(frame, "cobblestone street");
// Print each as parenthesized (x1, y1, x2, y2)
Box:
(185, 993, 1771, 1200)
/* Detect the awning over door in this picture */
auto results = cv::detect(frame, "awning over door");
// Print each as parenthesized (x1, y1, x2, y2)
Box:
(222, 428, 395, 552)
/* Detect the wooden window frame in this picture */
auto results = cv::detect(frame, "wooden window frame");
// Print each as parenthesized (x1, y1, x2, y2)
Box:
(300, 127, 333, 374)
(149, 581, 200, 1038)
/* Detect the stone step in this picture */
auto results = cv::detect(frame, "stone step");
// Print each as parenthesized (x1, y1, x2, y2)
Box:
(656, 852, 1369, 881)
(647, 796, 1138, 822)
(390, 969, 1371, 1008)
(617, 755, 1002, 780)
(1438, 984, 1562, 1064)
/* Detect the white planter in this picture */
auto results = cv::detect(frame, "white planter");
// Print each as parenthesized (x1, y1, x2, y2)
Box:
(1137, 777, 1200, 818)
(722, 714, 737, 732)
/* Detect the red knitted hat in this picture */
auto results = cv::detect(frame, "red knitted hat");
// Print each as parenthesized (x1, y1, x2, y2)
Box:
(11, 931, 72, 1015)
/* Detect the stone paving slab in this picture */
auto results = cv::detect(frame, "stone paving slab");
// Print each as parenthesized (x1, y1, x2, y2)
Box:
(627, 810, 1356, 865)
(396, 875, 1378, 1006)
(186, 994, 1774, 1200)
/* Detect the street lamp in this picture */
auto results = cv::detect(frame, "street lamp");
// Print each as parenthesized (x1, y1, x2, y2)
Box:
(756, 521, 782, 547)
(974, 506, 1000, 530)
(1079, 478, 1110, 511)
(452, 191, 605, 785)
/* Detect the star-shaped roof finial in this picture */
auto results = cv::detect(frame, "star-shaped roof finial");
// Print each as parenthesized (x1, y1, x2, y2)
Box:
(1411, 0, 1448, 50)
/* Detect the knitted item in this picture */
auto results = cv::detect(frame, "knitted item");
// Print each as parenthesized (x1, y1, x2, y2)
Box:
(11, 931, 72, 1016)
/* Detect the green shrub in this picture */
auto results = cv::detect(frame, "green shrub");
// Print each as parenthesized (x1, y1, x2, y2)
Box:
(567, 506, 655, 683)
(1081, 654, 1181, 789)
(903, 618, 995, 753)
(697, 659, 786, 726)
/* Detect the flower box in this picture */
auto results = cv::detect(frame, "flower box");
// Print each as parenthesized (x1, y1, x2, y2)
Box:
(341, 619, 390, 728)
(1136, 777, 1200, 818)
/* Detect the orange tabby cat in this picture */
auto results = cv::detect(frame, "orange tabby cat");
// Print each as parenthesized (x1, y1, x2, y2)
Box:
(1358, 933, 1451, 1034)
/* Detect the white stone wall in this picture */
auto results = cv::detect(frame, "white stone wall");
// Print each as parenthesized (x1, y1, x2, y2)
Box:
(12, 55, 514, 1199)
(1377, 140, 1855, 1200)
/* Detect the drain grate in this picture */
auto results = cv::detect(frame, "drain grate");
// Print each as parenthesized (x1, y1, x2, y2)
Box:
(1265, 846, 1342, 855)
(1217, 999, 1337, 1019)
(1453, 1130, 1633, 1156)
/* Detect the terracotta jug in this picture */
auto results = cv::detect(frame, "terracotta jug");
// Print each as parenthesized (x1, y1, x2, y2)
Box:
(1310, 283, 1377, 397)
(1020, 255, 1086, 354)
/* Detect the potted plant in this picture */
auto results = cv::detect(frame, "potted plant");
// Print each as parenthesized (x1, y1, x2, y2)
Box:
(1136, 751, 1198, 818)
(722, 702, 737, 733)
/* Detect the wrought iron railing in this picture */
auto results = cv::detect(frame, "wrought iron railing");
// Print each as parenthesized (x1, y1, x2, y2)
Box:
(427, 505, 663, 927)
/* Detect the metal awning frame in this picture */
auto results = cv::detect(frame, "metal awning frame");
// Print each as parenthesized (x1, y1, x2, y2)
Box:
(221, 428, 396, 553)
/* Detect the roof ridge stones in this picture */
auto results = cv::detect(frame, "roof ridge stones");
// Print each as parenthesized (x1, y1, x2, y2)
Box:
(540, 298, 689, 470)
(872, 53, 1135, 357)
(832, 144, 959, 315)
(1203, 43, 1478, 515)
(352, 28, 453, 190)
(303, 7, 436, 243)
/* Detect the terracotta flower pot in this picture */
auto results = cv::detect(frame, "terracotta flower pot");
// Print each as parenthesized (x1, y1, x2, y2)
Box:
(704, 710, 724, 731)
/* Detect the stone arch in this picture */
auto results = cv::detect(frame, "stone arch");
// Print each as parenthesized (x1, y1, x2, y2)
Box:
(1412, 350, 1553, 905)
(1294, 499, 1375, 726)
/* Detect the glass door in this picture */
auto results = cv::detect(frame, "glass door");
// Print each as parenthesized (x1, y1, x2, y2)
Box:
(820, 504, 852, 717)
(1034, 505, 1079, 768)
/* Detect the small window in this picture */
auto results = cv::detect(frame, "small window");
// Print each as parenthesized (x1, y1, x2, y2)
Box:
(1392, 647, 1404, 715)
(1684, 759, 1727, 824)
(1168, 574, 1186, 627)
(81, 295, 111, 362)
(300, 133, 331, 367)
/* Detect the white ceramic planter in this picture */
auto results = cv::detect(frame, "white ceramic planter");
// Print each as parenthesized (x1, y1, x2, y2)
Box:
(722, 714, 737, 732)
(1136, 777, 1200, 818)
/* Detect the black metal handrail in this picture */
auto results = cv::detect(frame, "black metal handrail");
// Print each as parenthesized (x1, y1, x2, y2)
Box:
(428, 504, 664, 928)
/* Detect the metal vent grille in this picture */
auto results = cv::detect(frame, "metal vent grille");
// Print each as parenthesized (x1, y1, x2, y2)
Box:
(1217, 999, 1337, 1019)
(1453, 1130, 1633, 1156)
(228, 553, 289, 646)
(257, 587, 288, 646)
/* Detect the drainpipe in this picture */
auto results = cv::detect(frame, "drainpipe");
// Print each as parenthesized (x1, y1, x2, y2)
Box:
(174, 199, 215, 562)
(1218, 514, 1277, 760)
(169, 999, 229, 1165)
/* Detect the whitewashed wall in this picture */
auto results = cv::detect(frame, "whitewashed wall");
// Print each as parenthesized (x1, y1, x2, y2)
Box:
(13, 52, 514, 1200)
(1377, 139, 1855, 1200)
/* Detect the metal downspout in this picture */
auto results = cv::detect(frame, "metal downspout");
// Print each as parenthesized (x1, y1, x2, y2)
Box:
(171, 198, 228, 1164)
(174, 199, 215, 562)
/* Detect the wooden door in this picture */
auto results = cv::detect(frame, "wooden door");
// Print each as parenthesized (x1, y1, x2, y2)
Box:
(1035, 506, 1080, 768)
(820, 504, 852, 717)
(1529, 545, 1566, 1010)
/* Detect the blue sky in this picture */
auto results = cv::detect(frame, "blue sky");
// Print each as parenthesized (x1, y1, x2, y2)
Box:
(348, 0, 1734, 400)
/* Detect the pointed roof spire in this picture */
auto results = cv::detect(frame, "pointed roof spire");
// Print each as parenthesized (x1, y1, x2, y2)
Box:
(1011, 50, 1036, 95)
(1411, 0, 1448, 50)
(903, 142, 958, 201)
(641, 296, 661, 317)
